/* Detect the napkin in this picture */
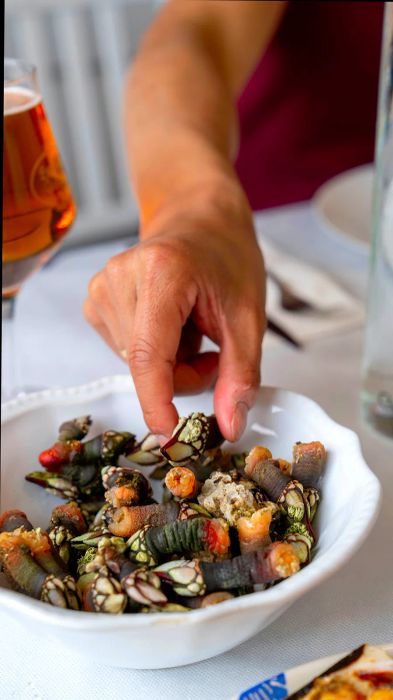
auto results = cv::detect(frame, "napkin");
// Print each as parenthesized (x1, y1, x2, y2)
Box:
(261, 239, 365, 346)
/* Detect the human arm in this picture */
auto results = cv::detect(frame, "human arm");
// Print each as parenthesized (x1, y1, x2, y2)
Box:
(84, 0, 287, 440)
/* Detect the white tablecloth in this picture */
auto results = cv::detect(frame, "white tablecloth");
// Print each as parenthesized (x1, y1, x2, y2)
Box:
(1, 203, 392, 700)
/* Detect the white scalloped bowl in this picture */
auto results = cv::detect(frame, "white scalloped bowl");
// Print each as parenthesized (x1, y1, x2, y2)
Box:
(0, 376, 381, 669)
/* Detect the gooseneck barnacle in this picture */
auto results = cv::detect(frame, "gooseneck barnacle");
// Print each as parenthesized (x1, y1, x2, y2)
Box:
(0, 413, 326, 613)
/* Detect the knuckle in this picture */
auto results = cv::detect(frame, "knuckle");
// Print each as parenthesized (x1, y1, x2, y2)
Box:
(83, 299, 95, 323)
(141, 240, 188, 277)
(241, 365, 261, 389)
(88, 272, 105, 300)
(142, 245, 174, 277)
(128, 338, 156, 373)
(241, 300, 266, 337)
(235, 364, 261, 396)
(105, 254, 124, 280)
(142, 408, 160, 427)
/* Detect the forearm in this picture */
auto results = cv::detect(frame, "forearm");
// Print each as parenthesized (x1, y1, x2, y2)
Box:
(124, 19, 239, 230)
(124, 1, 286, 231)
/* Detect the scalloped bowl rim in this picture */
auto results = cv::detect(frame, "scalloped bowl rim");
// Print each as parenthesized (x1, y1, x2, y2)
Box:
(0, 375, 382, 631)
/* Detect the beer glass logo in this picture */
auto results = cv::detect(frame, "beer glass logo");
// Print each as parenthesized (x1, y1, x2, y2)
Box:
(29, 151, 67, 206)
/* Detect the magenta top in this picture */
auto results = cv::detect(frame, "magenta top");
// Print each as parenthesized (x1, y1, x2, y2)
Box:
(235, 1, 384, 210)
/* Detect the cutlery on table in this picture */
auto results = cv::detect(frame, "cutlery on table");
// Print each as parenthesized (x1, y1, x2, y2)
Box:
(267, 270, 314, 312)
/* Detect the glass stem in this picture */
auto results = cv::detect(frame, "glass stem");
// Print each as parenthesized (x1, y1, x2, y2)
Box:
(2, 295, 18, 401)
(2, 295, 15, 320)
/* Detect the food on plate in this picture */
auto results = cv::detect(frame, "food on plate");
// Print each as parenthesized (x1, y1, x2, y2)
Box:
(287, 644, 393, 699)
(0, 412, 327, 613)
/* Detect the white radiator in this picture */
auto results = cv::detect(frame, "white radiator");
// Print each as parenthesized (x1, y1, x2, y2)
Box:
(4, 0, 161, 247)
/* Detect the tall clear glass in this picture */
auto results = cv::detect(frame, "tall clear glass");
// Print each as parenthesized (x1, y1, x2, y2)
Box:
(2, 58, 76, 399)
(361, 3, 393, 438)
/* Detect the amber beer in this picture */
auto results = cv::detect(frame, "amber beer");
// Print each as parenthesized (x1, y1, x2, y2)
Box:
(3, 86, 76, 296)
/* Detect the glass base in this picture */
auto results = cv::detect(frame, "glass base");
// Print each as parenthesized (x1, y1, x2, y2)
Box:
(361, 371, 393, 438)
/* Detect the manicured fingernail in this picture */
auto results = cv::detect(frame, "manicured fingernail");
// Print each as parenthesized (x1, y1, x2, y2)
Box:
(230, 401, 249, 442)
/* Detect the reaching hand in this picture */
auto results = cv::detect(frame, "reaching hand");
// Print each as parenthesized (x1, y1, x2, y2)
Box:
(84, 190, 266, 442)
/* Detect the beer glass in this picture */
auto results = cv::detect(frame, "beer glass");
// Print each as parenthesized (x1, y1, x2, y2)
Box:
(2, 58, 76, 397)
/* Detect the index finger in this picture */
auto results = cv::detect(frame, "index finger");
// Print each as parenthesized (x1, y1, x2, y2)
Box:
(128, 288, 192, 437)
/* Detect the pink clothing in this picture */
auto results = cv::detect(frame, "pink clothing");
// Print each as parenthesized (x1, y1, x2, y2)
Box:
(235, 1, 384, 210)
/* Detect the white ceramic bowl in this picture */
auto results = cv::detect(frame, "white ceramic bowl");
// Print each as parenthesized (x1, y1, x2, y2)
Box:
(0, 376, 381, 669)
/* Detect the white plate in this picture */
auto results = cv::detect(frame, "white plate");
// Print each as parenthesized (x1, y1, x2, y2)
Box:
(233, 643, 393, 699)
(312, 164, 374, 254)
(0, 376, 382, 669)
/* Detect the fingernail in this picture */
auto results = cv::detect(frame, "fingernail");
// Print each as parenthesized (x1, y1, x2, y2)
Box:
(157, 434, 170, 446)
(230, 401, 249, 442)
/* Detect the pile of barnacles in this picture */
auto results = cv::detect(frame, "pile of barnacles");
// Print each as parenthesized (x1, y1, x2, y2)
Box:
(0, 413, 326, 614)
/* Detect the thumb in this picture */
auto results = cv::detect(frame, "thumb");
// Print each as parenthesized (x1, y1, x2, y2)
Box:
(214, 306, 264, 441)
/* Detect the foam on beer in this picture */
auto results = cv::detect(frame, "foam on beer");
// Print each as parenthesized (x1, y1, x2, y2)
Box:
(4, 86, 42, 115)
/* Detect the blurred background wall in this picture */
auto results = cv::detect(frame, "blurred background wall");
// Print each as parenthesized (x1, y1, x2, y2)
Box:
(5, 0, 161, 248)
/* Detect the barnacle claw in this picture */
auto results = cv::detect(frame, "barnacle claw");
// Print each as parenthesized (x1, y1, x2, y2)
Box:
(161, 413, 223, 466)
(61, 575, 80, 610)
(278, 480, 306, 522)
(177, 501, 212, 521)
(141, 603, 191, 613)
(82, 570, 127, 614)
(284, 522, 314, 564)
(40, 575, 69, 608)
(71, 530, 110, 550)
(155, 559, 206, 597)
(122, 568, 167, 607)
(77, 547, 97, 576)
(125, 433, 166, 466)
(304, 487, 320, 521)
(127, 526, 158, 567)
(25, 471, 78, 500)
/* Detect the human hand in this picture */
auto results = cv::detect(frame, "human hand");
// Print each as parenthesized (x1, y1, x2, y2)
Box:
(84, 187, 266, 442)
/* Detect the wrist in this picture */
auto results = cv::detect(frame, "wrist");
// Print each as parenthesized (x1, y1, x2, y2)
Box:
(139, 172, 254, 243)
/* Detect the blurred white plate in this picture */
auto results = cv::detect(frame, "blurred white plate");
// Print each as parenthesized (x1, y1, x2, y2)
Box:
(313, 164, 374, 255)
(232, 643, 393, 699)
